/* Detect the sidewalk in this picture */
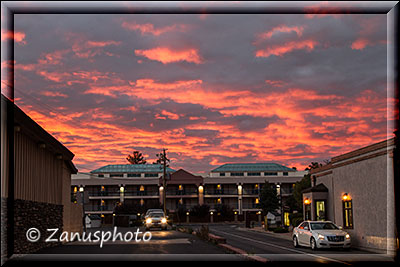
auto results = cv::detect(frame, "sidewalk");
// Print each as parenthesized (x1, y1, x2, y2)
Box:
(238, 226, 293, 241)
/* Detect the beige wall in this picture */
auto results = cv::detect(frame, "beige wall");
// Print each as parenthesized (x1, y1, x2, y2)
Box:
(317, 150, 396, 252)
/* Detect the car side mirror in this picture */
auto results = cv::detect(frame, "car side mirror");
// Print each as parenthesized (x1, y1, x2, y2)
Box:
(304, 226, 309, 231)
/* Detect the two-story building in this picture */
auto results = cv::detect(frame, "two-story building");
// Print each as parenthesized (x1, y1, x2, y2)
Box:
(72, 162, 306, 225)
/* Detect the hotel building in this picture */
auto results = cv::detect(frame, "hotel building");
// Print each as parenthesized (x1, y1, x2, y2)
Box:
(71, 163, 307, 225)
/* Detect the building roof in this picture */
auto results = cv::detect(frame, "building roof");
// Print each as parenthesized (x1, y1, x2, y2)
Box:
(211, 163, 295, 173)
(6, 94, 78, 174)
(161, 169, 203, 186)
(90, 164, 175, 174)
(301, 183, 329, 193)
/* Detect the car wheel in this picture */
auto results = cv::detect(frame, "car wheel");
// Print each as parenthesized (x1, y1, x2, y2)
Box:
(293, 236, 299, 248)
(310, 237, 317, 251)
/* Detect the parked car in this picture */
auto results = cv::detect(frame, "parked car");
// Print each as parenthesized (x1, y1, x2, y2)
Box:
(292, 221, 351, 250)
(144, 210, 168, 231)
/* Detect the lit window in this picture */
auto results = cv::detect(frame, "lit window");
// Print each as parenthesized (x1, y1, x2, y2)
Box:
(343, 200, 353, 229)
(139, 185, 145, 191)
(178, 185, 183, 191)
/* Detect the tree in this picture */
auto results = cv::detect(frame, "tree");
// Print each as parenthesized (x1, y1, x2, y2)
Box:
(291, 174, 311, 212)
(126, 151, 147, 164)
(257, 181, 280, 215)
(153, 151, 170, 167)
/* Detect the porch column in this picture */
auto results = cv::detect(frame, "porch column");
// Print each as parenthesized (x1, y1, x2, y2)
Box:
(198, 185, 204, 205)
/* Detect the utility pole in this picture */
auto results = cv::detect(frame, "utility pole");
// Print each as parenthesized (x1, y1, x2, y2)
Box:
(162, 148, 167, 216)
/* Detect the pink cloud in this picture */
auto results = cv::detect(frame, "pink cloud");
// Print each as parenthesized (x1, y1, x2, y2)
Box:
(1, 30, 26, 44)
(255, 25, 304, 43)
(121, 21, 188, 36)
(255, 39, 318, 58)
(134, 47, 204, 64)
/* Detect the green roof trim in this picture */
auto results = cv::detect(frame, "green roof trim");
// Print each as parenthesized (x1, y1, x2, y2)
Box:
(91, 164, 175, 174)
(211, 163, 295, 172)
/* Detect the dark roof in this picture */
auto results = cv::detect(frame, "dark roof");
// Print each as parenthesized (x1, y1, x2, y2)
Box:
(161, 169, 203, 186)
(91, 164, 175, 174)
(6, 94, 78, 173)
(211, 163, 295, 172)
(301, 183, 329, 193)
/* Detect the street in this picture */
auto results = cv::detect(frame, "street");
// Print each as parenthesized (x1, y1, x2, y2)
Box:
(7, 224, 397, 264)
(204, 224, 395, 264)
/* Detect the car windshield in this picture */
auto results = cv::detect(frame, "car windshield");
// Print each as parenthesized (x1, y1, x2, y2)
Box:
(150, 213, 164, 218)
(310, 222, 339, 230)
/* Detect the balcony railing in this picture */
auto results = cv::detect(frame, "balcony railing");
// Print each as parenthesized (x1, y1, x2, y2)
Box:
(205, 189, 238, 195)
(242, 189, 259, 195)
(84, 205, 115, 211)
(166, 190, 198, 196)
(242, 203, 260, 209)
(124, 190, 159, 196)
(88, 191, 120, 197)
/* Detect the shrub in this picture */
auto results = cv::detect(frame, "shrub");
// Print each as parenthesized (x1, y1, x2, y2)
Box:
(289, 212, 303, 227)
(272, 227, 289, 233)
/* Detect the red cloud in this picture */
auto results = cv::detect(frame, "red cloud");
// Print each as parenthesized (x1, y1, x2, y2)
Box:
(134, 47, 204, 64)
(256, 39, 318, 58)
(351, 38, 370, 50)
(121, 21, 188, 36)
(1, 30, 26, 44)
(255, 25, 304, 43)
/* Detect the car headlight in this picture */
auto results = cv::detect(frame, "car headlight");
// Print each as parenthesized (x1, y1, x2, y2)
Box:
(345, 234, 350, 239)
(161, 218, 167, 224)
(318, 234, 325, 240)
(146, 218, 152, 224)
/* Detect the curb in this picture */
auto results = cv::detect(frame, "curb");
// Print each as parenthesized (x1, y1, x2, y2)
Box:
(217, 243, 269, 263)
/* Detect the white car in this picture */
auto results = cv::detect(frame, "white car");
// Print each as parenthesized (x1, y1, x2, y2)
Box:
(145, 211, 168, 231)
(292, 221, 351, 250)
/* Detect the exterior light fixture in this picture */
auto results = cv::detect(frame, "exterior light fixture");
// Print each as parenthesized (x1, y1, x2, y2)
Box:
(186, 212, 189, 216)
(159, 186, 164, 191)
(79, 186, 84, 192)
(210, 211, 214, 215)
(198, 185, 204, 193)
(304, 198, 311, 205)
(342, 193, 351, 201)
(120, 186, 124, 193)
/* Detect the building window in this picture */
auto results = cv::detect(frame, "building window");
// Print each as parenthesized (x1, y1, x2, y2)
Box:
(231, 172, 244, 176)
(110, 173, 123, 177)
(219, 172, 225, 176)
(343, 200, 353, 229)
(98, 174, 104, 177)
(284, 212, 290, 227)
(127, 173, 141, 177)
(248, 172, 261, 176)
(283, 172, 288, 176)
(315, 200, 326, 221)
(144, 173, 158, 177)
(264, 172, 277, 176)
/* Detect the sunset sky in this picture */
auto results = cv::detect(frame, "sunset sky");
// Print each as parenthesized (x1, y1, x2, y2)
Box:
(2, 11, 395, 173)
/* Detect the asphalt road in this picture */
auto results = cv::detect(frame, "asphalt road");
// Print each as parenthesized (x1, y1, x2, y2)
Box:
(6, 224, 398, 264)
(9, 226, 243, 262)
(204, 224, 396, 264)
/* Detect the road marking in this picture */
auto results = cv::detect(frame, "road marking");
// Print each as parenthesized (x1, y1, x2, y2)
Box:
(210, 229, 351, 265)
